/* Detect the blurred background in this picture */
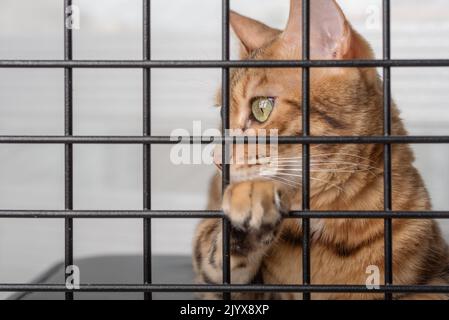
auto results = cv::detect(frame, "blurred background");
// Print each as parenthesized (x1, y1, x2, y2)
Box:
(0, 0, 449, 299)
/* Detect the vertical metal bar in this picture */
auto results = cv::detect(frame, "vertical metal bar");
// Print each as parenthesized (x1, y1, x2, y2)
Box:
(383, 0, 393, 301)
(64, 0, 74, 301)
(143, 0, 152, 301)
(302, 0, 311, 301)
(221, 0, 231, 301)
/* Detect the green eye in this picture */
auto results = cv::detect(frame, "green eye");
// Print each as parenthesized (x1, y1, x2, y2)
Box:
(251, 97, 274, 123)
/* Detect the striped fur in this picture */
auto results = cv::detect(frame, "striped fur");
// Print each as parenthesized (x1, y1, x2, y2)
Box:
(193, 0, 449, 300)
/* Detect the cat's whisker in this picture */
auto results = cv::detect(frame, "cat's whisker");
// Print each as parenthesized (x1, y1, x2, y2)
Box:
(270, 163, 359, 168)
(311, 152, 378, 164)
(265, 168, 375, 174)
(266, 156, 305, 161)
(270, 158, 380, 169)
(270, 161, 372, 167)
(265, 167, 377, 177)
(262, 170, 302, 178)
(268, 161, 380, 172)
(309, 176, 344, 192)
(270, 168, 378, 177)
(268, 163, 378, 171)
(269, 156, 376, 165)
(264, 171, 344, 192)
(260, 174, 300, 188)
(265, 165, 378, 176)
(268, 152, 379, 165)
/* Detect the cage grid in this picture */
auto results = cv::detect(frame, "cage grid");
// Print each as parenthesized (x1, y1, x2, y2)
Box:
(1, 0, 449, 300)
(64, 0, 74, 301)
(142, 0, 152, 301)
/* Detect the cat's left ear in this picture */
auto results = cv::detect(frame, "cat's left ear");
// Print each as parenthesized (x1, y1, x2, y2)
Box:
(283, 0, 353, 59)
(230, 11, 281, 58)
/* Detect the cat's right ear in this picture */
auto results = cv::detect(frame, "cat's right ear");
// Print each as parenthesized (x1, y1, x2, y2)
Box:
(230, 11, 281, 58)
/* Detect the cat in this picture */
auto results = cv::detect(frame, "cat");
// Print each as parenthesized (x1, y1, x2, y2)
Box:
(193, 0, 449, 300)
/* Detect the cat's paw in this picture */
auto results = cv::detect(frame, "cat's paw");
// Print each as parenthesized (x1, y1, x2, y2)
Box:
(222, 180, 291, 253)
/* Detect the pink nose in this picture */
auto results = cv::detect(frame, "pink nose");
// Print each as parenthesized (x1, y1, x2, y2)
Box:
(212, 145, 223, 171)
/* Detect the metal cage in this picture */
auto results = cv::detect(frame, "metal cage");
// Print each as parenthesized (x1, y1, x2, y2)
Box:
(1, 0, 449, 300)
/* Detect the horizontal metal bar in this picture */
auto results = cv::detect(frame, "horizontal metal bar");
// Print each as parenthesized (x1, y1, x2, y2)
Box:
(1, 284, 449, 293)
(0, 210, 223, 219)
(1, 136, 449, 144)
(0, 59, 449, 69)
(1, 210, 449, 219)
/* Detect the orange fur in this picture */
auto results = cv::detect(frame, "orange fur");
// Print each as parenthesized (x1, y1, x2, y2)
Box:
(193, 0, 449, 300)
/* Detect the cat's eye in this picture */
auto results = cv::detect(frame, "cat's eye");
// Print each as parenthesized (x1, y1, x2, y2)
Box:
(251, 97, 275, 123)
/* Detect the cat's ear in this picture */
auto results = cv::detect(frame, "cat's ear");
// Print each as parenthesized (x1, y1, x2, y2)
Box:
(283, 0, 352, 59)
(230, 11, 281, 57)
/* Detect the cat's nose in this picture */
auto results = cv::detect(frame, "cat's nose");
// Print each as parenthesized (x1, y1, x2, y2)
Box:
(213, 145, 222, 171)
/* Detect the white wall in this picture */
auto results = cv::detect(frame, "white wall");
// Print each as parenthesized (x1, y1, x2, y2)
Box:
(1, 0, 449, 298)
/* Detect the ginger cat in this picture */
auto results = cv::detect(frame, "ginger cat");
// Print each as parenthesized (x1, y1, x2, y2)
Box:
(193, 0, 449, 300)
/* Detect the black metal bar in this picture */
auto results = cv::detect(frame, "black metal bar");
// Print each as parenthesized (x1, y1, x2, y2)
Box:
(142, 0, 152, 301)
(1, 284, 449, 294)
(301, 0, 311, 301)
(64, 0, 74, 301)
(2, 210, 449, 219)
(383, 0, 393, 301)
(221, 0, 231, 301)
(1, 59, 449, 68)
(1, 0, 448, 300)
(3, 135, 449, 144)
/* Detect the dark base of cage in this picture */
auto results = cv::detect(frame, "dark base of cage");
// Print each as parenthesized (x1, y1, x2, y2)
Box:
(10, 255, 195, 300)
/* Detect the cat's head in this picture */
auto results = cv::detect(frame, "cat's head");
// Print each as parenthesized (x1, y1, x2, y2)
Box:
(215, 0, 384, 203)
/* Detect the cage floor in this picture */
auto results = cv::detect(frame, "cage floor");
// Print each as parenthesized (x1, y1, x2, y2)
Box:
(10, 255, 195, 300)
